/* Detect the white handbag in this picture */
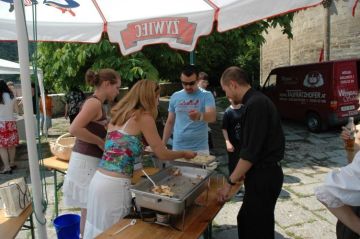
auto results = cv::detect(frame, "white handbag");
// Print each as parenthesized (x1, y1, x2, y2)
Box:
(0, 177, 31, 217)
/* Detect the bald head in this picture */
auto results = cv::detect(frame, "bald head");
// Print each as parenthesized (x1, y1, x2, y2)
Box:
(220, 66, 249, 86)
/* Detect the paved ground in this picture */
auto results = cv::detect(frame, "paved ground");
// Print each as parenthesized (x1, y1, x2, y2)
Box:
(0, 117, 348, 239)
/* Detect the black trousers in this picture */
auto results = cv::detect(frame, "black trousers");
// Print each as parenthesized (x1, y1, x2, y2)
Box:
(237, 163, 283, 239)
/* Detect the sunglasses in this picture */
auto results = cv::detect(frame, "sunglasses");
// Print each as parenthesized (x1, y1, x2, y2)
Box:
(181, 80, 197, 86)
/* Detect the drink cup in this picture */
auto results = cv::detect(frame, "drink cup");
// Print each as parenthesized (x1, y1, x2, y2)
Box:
(345, 138, 355, 151)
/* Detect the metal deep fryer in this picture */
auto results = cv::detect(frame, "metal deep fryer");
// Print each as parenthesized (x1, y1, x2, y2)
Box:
(130, 165, 214, 230)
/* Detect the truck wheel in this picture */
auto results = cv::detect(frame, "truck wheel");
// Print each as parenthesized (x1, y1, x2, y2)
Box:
(306, 113, 322, 133)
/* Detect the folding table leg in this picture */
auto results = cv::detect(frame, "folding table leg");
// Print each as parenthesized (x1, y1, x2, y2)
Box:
(54, 170, 58, 217)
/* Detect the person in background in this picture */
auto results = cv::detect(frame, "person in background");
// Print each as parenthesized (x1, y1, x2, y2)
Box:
(6, 81, 17, 97)
(198, 71, 210, 90)
(31, 82, 38, 114)
(198, 71, 217, 97)
(222, 97, 244, 197)
(314, 126, 360, 238)
(198, 71, 215, 150)
(0, 80, 19, 173)
(162, 65, 216, 154)
(62, 68, 121, 238)
(39, 89, 53, 137)
(84, 80, 196, 238)
(64, 85, 86, 123)
(6, 81, 21, 111)
(217, 66, 284, 239)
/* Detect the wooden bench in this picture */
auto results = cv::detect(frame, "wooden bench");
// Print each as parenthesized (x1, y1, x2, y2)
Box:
(0, 204, 34, 239)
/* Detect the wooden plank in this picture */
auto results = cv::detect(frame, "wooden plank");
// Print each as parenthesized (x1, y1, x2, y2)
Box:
(0, 204, 32, 239)
(42, 156, 69, 172)
(97, 176, 241, 239)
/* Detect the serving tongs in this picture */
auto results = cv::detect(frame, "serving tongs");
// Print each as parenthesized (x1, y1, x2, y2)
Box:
(141, 169, 157, 187)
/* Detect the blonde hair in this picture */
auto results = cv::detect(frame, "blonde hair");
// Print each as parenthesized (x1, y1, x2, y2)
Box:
(110, 79, 160, 126)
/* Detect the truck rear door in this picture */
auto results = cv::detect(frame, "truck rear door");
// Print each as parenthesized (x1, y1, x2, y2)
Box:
(334, 60, 359, 118)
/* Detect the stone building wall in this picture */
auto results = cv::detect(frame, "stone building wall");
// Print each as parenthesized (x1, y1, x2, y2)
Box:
(260, 1, 360, 85)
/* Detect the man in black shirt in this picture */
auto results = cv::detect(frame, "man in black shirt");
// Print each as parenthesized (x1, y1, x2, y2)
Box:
(217, 66, 285, 239)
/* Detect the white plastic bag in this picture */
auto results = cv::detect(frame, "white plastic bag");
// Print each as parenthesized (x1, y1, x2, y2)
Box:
(0, 177, 31, 217)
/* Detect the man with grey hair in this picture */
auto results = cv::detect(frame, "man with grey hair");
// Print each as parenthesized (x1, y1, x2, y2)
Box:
(217, 66, 284, 239)
(198, 71, 209, 90)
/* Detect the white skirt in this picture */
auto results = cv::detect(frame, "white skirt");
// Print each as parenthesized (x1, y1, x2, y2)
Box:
(315, 152, 360, 208)
(62, 152, 100, 208)
(83, 171, 132, 239)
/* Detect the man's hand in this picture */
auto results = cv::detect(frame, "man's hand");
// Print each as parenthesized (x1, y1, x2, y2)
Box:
(188, 109, 200, 121)
(182, 151, 197, 159)
(217, 184, 231, 203)
(225, 140, 234, 152)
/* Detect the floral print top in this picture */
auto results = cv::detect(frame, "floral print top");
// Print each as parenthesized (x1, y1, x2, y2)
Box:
(98, 129, 144, 177)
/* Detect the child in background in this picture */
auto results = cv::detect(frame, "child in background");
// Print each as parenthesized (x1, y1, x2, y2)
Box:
(222, 97, 244, 197)
(39, 89, 53, 137)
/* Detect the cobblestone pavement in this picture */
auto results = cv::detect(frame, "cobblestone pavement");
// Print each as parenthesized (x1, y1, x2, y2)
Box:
(1, 117, 347, 239)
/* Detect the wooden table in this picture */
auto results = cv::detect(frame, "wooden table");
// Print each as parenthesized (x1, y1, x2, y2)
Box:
(97, 176, 241, 239)
(42, 156, 160, 216)
(0, 204, 35, 239)
(42, 156, 69, 217)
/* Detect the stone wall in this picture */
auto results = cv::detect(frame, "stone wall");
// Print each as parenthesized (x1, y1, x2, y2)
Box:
(260, 1, 360, 85)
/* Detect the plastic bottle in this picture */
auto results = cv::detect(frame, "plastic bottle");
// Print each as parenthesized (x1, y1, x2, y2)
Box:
(345, 117, 356, 151)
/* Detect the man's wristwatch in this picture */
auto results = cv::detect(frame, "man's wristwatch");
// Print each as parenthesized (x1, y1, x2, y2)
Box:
(227, 177, 236, 186)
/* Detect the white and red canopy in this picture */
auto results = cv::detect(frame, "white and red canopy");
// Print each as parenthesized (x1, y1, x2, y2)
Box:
(0, 0, 323, 55)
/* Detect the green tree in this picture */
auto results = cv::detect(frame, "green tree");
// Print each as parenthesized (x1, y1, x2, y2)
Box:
(36, 39, 158, 92)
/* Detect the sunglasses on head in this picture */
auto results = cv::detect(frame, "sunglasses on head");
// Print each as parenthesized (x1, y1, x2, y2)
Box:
(181, 80, 197, 86)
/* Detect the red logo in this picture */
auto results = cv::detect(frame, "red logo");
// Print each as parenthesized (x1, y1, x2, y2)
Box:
(120, 17, 196, 50)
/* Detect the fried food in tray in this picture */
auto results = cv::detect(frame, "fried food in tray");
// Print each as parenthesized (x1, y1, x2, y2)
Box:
(175, 154, 216, 165)
(151, 185, 174, 197)
(171, 167, 182, 176)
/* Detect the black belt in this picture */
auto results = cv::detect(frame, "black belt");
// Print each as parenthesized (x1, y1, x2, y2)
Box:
(253, 161, 281, 169)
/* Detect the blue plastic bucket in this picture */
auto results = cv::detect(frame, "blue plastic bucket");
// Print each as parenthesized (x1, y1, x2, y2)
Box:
(53, 214, 80, 239)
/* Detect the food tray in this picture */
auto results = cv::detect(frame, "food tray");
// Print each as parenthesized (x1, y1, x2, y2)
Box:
(172, 154, 216, 168)
(131, 166, 214, 215)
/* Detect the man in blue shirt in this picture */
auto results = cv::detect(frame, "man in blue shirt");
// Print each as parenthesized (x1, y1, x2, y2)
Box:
(162, 65, 216, 154)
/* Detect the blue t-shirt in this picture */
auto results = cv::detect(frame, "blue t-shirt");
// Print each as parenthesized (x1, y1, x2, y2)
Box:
(168, 88, 215, 151)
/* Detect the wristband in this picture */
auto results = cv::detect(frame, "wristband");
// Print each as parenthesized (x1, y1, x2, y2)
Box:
(227, 177, 236, 186)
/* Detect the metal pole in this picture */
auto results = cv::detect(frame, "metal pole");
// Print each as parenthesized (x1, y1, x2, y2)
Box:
(14, 1, 48, 238)
(190, 51, 196, 65)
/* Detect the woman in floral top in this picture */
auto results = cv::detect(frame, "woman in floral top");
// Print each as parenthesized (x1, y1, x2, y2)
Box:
(83, 79, 196, 239)
(64, 86, 85, 123)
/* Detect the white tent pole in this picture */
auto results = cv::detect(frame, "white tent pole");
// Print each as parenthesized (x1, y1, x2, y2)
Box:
(14, 1, 48, 238)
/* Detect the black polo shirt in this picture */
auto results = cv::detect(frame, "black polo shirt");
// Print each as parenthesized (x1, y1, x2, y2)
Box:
(239, 88, 285, 165)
